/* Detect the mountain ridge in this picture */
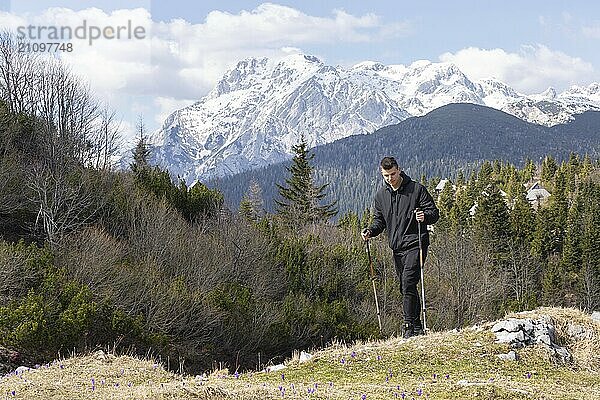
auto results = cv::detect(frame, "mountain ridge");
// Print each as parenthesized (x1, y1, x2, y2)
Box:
(150, 53, 600, 182)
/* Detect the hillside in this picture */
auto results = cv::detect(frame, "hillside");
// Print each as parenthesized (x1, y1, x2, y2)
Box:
(209, 104, 600, 214)
(1, 308, 599, 399)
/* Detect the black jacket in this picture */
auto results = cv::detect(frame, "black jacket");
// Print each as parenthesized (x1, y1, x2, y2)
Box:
(368, 171, 439, 251)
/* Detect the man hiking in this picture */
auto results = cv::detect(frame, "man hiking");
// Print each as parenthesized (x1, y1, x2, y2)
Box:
(361, 156, 439, 338)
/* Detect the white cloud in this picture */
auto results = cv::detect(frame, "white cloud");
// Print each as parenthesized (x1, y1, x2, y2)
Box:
(1, 4, 404, 133)
(439, 45, 595, 93)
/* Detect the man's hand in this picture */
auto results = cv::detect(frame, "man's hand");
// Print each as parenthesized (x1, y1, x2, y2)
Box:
(415, 209, 425, 223)
(361, 228, 371, 241)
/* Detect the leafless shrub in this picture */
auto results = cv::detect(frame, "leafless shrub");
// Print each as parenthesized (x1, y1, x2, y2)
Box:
(427, 228, 505, 329)
(0, 243, 44, 303)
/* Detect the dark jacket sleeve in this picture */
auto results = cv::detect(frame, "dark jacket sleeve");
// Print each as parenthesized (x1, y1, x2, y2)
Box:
(369, 193, 386, 237)
(419, 185, 440, 225)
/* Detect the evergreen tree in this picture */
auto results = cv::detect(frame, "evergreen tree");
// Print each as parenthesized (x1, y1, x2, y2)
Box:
(477, 161, 494, 190)
(456, 170, 465, 188)
(473, 183, 510, 262)
(275, 137, 337, 227)
(130, 115, 151, 174)
(531, 206, 554, 259)
(540, 155, 557, 189)
(437, 180, 455, 222)
(509, 191, 535, 245)
(578, 179, 600, 309)
(580, 154, 594, 180)
(522, 158, 536, 183)
(548, 168, 569, 253)
(449, 185, 472, 229)
(239, 179, 265, 222)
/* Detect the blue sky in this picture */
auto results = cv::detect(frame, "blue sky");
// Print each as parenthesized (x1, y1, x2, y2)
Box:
(1, 0, 599, 144)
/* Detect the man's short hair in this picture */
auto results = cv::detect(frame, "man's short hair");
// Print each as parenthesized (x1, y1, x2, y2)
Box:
(380, 156, 399, 170)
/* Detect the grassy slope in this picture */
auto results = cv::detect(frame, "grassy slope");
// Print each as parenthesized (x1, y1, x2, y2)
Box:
(1, 307, 598, 399)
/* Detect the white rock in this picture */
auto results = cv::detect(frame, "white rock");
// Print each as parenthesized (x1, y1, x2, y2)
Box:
(491, 319, 523, 332)
(494, 330, 525, 343)
(15, 366, 31, 374)
(536, 334, 552, 346)
(554, 347, 571, 362)
(265, 363, 286, 372)
(567, 324, 589, 340)
(497, 350, 519, 361)
(521, 319, 534, 334)
(299, 351, 312, 363)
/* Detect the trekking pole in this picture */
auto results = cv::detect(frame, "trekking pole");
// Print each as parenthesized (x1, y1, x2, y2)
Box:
(366, 239, 383, 333)
(415, 208, 427, 334)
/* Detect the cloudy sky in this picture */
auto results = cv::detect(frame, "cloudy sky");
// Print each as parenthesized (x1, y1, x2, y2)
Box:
(1, 0, 599, 144)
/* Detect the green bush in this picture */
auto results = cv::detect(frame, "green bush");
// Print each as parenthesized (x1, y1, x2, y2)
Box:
(0, 241, 165, 359)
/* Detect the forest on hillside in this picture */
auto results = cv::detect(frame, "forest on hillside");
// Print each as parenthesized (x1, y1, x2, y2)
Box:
(1, 32, 600, 375)
(211, 103, 600, 215)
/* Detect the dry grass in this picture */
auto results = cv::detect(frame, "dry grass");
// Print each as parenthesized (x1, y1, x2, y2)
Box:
(1, 307, 599, 399)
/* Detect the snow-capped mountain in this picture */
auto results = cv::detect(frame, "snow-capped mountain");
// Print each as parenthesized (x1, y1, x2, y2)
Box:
(152, 54, 600, 182)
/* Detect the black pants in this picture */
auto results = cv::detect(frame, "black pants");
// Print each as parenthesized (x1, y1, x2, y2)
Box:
(393, 245, 427, 328)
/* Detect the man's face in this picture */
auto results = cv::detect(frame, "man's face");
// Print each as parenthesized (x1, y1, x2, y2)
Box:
(381, 166, 401, 188)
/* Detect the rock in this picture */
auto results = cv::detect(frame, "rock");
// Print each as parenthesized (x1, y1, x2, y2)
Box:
(265, 363, 286, 372)
(567, 324, 589, 340)
(592, 311, 600, 323)
(15, 366, 32, 374)
(299, 351, 312, 363)
(497, 350, 519, 361)
(489, 315, 580, 365)
(491, 319, 523, 333)
(536, 334, 552, 346)
(521, 319, 534, 334)
(494, 330, 525, 344)
(553, 346, 572, 362)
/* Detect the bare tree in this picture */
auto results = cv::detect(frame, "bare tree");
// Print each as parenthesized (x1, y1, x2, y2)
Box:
(0, 31, 39, 115)
(505, 239, 541, 309)
(1, 32, 122, 171)
(0, 156, 22, 215)
(581, 262, 600, 311)
(29, 167, 106, 246)
(428, 228, 504, 329)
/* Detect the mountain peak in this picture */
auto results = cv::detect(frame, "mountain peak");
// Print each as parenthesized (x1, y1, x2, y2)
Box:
(151, 54, 600, 182)
(351, 60, 386, 71)
(539, 87, 557, 99)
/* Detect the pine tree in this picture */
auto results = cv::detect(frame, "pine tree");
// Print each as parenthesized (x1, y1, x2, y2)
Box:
(275, 137, 337, 227)
(540, 155, 557, 189)
(580, 154, 594, 180)
(130, 115, 151, 174)
(456, 170, 465, 188)
(437, 180, 455, 222)
(473, 183, 510, 262)
(578, 179, 600, 309)
(239, 179, 265, 222)
(477, 161, 494, 191)
(510, 190, 535, 245)
(522, 158, 536, 183)
(449, 185, 472, 229)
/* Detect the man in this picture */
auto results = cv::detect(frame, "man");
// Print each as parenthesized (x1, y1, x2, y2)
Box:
(361, 156, 439, 338)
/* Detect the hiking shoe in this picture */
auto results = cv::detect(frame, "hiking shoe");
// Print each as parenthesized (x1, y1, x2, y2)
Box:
(402, 323, 415, 339)
(413, 321, 424, 336)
